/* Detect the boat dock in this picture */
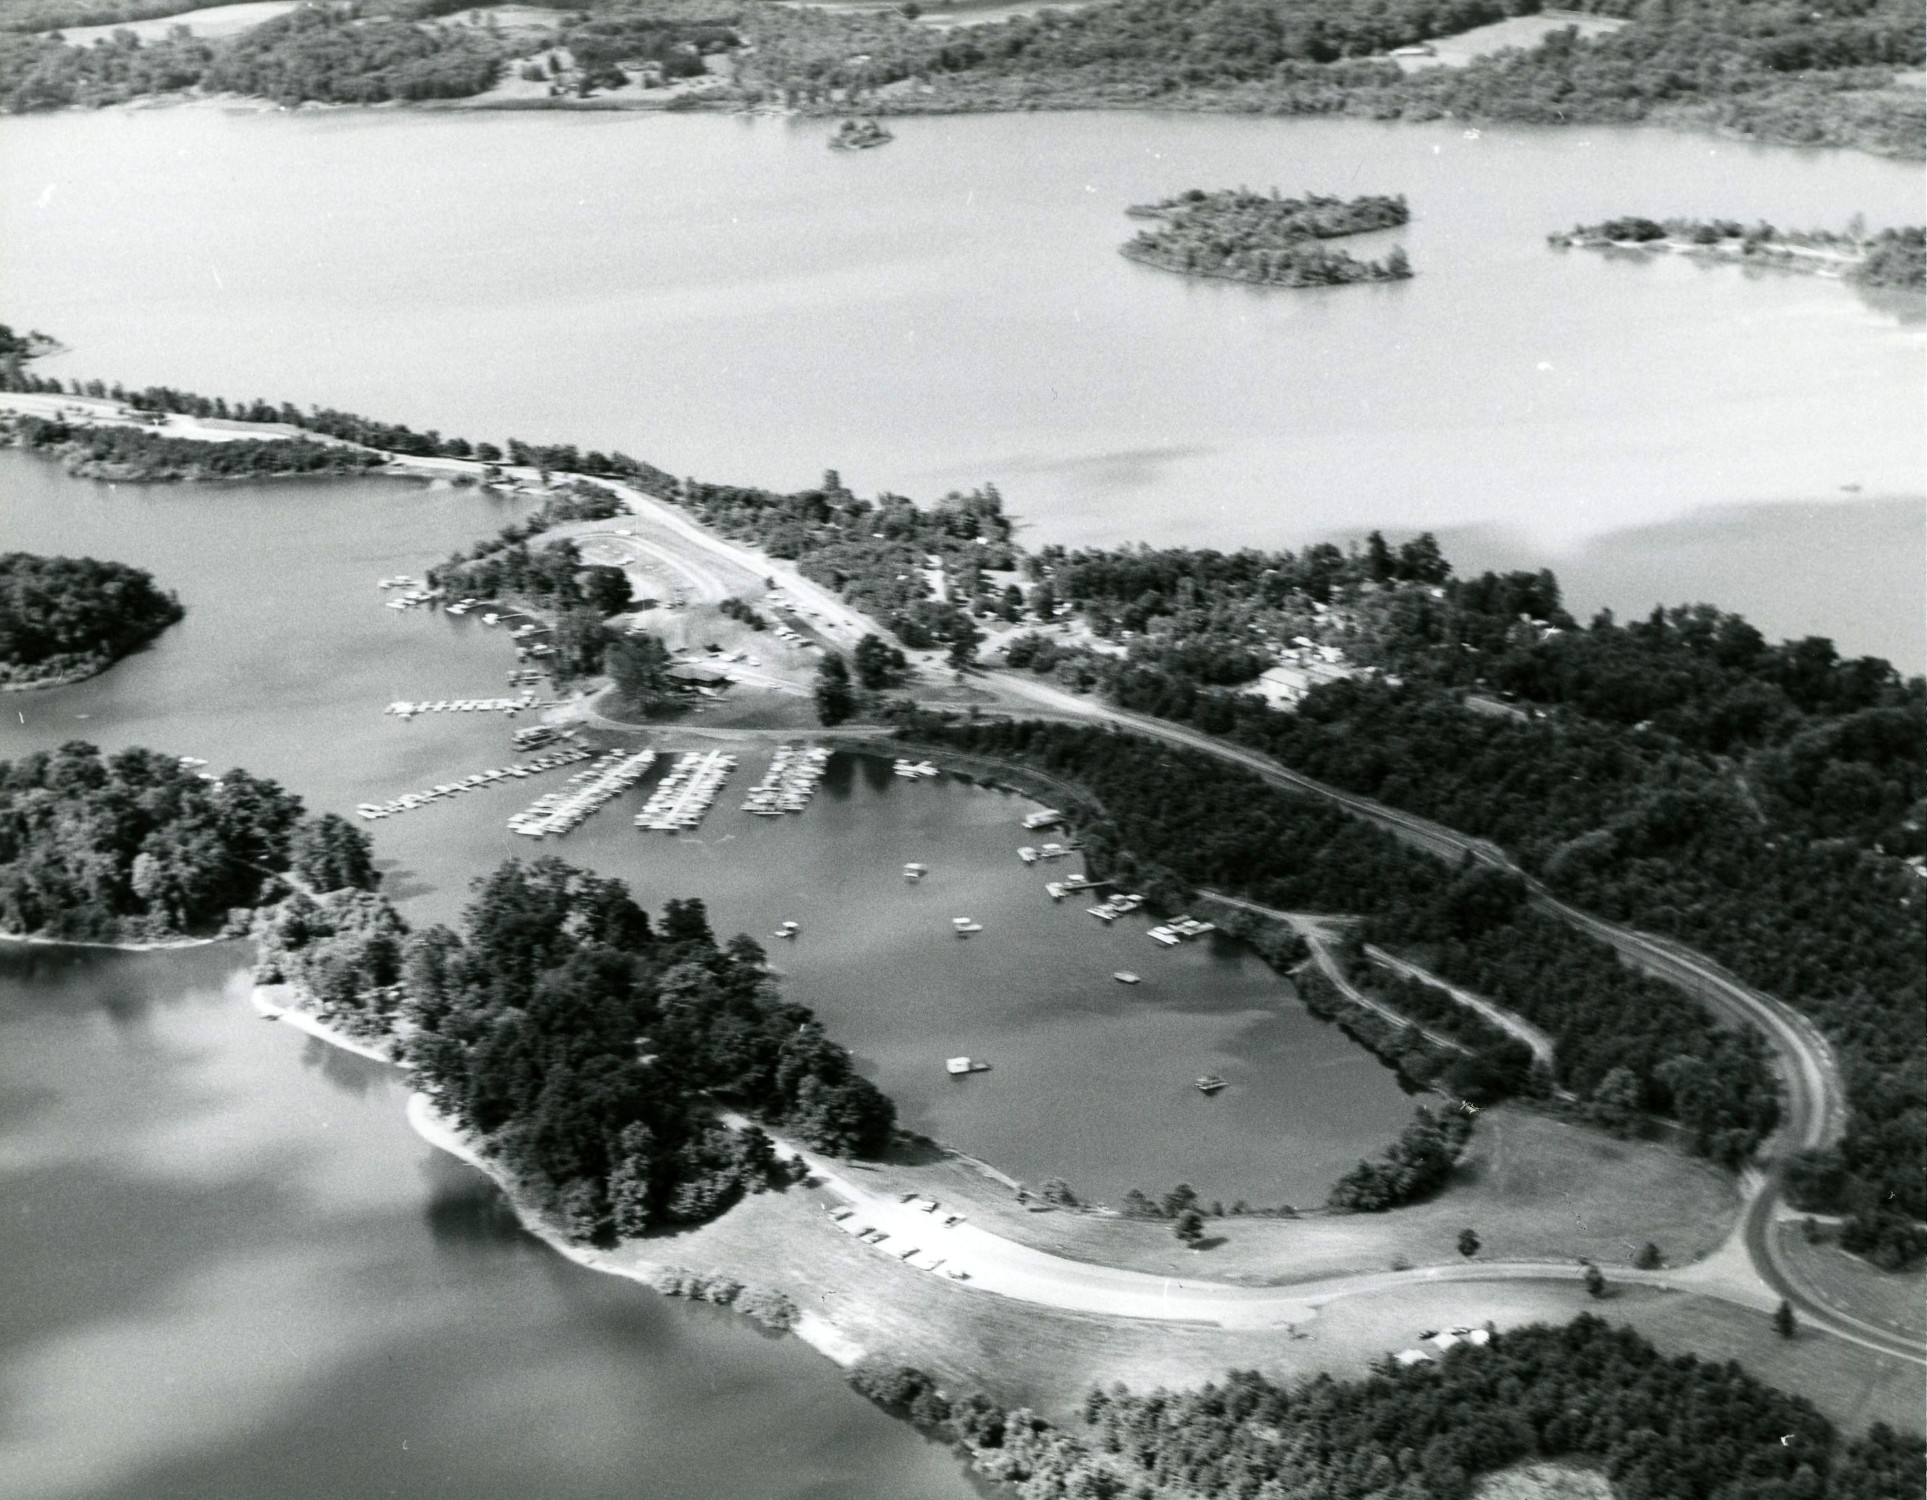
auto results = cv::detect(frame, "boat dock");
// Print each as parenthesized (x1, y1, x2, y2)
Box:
(743, 744, 830, 816)
(1021, 808, 1065, 830)
(356, 744, 593, 821)
(636, 749, 737, 832)
(385, 694, 543, 718)
(508, 748, 657, 838)
(1087, 892, 1145, 922)
(1147, 916, 1217, 946)
(1018, 842, 1072, 864)
(893, 758, 939, 780)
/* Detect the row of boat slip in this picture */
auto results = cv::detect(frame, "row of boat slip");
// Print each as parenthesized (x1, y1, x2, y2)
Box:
(1044, 874, 1101, 900)
(508, 748, 657, 838)
(355, 745, 594, 820)
(635, 749, 737, 832)
(1085, 893, 1146, 922)
(385, 694, 541, 718)
(1147, 916, 1217, 946)
(892, 759, 939, 780)
(1017, 842, 1071, 864)
(742, 744, 831, 816)
(376, 576, 419, 590)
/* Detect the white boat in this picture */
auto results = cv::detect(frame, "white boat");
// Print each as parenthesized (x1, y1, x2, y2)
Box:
(945, 1057, 990, 1075)
(954, 921, 983, 935)
(1114, 972, 1141, 985)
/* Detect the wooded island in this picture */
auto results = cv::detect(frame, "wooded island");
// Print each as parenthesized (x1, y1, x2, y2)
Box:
(1121, 189, 1412, 288)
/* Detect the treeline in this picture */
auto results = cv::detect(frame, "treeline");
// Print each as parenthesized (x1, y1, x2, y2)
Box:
(762, 0, 1924, 157)
(1122, 189, 1413, 287)
(852, 1316, 1925, 1500)
(1298, 957, 1538, 1103)
(896, 713, 1782, 1164)
(6, 414, 386, 482)
(260, 858, 896, 1236)
(0, 5, 505, 112)
(0, 550, 182, 687)
(673, 472, 1015, 653)
(0, 741, 371, 941)
(1328, 1103, 1474, 1210)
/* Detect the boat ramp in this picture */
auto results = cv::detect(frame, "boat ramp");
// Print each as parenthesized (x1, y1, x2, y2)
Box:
(636, 749, 737, 832)
(508, 749, 657, 838)
(356, 744, 593, 821)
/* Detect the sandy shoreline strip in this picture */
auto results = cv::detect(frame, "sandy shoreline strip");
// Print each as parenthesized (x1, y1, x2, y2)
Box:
(0, 930, 226, 953)
(249, 983, 864, 1367)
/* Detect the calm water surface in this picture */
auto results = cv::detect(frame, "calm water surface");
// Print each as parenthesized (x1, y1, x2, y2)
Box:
(0, 943, 982, 1500)
(0, 452, 1413, 1203)
(1, 108, 1919, 553)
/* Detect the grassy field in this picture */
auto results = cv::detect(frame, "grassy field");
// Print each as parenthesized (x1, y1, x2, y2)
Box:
(1777, 1223, 1927, 1343)
(865, 1104, 1740, 1283)
(603, 1175, 1921, 1437)
(1476, 1464, 1617, 1500)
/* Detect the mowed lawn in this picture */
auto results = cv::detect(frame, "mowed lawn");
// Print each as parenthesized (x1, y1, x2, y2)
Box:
(863, 1105, 1740, 1283)
(616, 1186, 1921, 1437)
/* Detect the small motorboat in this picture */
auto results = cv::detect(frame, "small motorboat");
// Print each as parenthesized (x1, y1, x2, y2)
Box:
(1113, 971, 1141, 985)
(1195, 1075, 1228, 1095)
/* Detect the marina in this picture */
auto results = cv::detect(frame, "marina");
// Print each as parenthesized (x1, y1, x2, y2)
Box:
(636, 749, 738, 832)
(507, 748, 657, 838)
(742, 744, 831, 816)
(355, 744, 593, 821)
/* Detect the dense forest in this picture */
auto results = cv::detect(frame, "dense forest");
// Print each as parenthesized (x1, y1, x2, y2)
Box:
(1122, 189, 1412, 287)
(2, 0, 1918, 156)
(736, 0, 1924, 156)
(0, 741, 371, 941)
(4, 413, 387, 481)
(0, 5, 504, 111)
(258, 858, 897, 1236)
(1551, 217, 1927, 290)
(0, 551, 182, 688)
(1033, 550, 1924, 1263)
(898, 713, 1781, 1165)
(853, 1315, 1925, 1499)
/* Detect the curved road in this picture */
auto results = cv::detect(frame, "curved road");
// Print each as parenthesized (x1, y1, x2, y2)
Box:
(48, 400, 1905, 1362)
(981, 673, 1921, 1365)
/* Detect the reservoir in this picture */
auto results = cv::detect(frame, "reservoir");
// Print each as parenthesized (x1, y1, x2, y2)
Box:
(0, 452, 1416, 1206)
(2, 107, 1919, 563)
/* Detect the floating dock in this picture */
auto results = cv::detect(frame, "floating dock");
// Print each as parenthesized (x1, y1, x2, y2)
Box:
(636, 749, 737, 832)
(356, 745, 592, 821)
(743, 744, 829, 816)
(508, 749, 656, 837)
(893, 758, 939, 780)
(385, 694, 543, 718)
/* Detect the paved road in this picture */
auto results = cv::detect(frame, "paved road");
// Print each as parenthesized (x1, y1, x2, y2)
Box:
(979, 673, 1922, 1365)
(35, 398, 1909, 1361)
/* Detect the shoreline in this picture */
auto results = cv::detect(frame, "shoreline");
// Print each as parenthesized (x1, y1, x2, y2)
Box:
(249, 979, 866, 1367)
(0, 929, 226, 953)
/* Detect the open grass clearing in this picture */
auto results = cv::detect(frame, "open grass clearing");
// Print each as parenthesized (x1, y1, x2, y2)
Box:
(1777, 1222, 1927, 1343)
(868, 1104, 1740, 1284)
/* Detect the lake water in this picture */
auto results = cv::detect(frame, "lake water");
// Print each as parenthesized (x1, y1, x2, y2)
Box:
(2, 103, 1920, 1497)
(0, 451, 1414, 1205)
(0, 450, 1413, 1497)
(2, 108, 1919, 561)
(0, 942, 981, 1500)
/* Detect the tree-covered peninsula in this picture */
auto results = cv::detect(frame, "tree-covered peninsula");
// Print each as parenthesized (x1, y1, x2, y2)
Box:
(1122, 189, 1412, 287)
(0, 550, 182, 688)
(255, 857, 897, 1237)
(1551, 217, 1926, 289)
(0, 741, 376, 942)
(4, 413, 387, 482)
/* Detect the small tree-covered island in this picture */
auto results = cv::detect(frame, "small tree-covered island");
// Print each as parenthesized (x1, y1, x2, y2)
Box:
(0, 550, 183, 689)
(0, 741, 373, 941)
(1550, 218, 1927, 291)
(1122, 190, 1413, 287)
